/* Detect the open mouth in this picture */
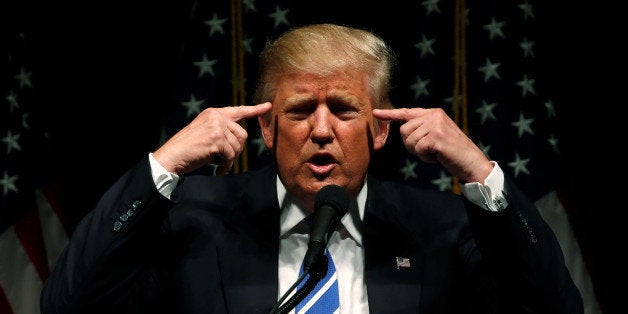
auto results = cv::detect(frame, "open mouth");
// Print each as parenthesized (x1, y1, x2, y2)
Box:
(307, 153, 336, 176)
(311, 154, 334, 166)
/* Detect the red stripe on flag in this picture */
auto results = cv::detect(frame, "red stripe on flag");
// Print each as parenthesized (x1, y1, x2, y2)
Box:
(13, 210, 50, 282)
(0, 286, 14, 314)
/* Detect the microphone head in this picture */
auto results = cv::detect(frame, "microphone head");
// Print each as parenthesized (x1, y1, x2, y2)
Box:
(314, 184, 350, 216)
(302, 185, 350, 271)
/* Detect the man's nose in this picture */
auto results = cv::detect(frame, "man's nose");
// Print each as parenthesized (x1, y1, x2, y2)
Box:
(310, 106, 334, 144)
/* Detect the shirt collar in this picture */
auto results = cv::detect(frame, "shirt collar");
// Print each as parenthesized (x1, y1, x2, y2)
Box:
(277, 176, 366, 245)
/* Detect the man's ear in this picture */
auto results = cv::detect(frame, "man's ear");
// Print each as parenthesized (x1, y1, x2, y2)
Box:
(258, 115, 274, 150)
(373, 119, 390, 151)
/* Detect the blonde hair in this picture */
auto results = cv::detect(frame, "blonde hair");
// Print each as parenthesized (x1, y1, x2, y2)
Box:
(253, 23, 396, 110)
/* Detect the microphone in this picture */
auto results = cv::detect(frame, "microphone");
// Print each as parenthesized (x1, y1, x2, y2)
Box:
(302, 184, 350, 272)
(269, 184, 350, 314)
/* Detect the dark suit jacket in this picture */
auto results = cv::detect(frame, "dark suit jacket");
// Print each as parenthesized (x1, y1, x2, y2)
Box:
(41, 156, 583, 313)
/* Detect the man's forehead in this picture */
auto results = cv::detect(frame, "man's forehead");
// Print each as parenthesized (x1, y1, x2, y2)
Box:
(282, 88, 362, 105)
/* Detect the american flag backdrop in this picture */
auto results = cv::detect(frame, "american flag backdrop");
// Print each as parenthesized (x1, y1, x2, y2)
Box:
(0, 19, 70, 314)
(1, 0, 610, 313)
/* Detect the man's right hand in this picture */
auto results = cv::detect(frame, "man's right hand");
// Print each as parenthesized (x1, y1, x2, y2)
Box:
(153, 102, 272, 176)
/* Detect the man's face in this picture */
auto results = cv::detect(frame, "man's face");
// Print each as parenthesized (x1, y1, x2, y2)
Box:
(259, 70, 389, 210)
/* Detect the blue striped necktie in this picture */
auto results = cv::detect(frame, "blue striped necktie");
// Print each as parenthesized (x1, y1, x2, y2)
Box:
(295, 249, 339, 314)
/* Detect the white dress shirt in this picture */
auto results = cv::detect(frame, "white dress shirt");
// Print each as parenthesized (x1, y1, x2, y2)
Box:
(148, 153, 508, 313)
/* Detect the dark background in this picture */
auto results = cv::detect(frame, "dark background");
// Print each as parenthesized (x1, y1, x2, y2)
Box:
(3, 0, 621, 312)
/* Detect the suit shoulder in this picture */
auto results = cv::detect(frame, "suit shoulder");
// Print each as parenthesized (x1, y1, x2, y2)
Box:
(375, 178, 463, 207)
(172, 163, 276, 207)
(368, 177, 468, 225)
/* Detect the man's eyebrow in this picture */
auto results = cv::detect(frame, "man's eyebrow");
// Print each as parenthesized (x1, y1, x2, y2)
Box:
(284, 94, 316, 105)
(327, 91, 360, 104)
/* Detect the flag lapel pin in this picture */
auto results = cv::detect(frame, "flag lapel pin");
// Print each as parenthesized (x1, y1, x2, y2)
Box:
(395, 256, 411, 269)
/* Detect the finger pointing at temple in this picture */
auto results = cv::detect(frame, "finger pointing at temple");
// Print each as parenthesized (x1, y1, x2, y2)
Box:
(372, 107, 428, 121)
(224, 102, 273, 121)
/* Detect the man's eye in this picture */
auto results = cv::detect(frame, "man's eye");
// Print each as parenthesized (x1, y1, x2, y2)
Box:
(334, 106, 353, 113)
(286, 106, 313, 119)
(331, 105, 358, 118)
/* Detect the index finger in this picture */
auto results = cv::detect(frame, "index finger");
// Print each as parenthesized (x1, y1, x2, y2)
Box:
(224, 102, 272, 121)
(372, 108, 421, 122)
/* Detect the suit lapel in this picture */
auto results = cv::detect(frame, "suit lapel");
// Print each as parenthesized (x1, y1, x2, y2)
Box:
(216, 164, 281, 312)
(363, 177, 425, 313)
(212, 170, 428, 312)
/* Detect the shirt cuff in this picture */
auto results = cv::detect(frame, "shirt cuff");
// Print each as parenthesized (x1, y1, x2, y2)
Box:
(460, 161, 508, 212)
(148, 152, 179, 199)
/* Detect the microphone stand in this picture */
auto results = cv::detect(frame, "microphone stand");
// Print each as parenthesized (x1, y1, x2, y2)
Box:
(269, 254, 328, 314)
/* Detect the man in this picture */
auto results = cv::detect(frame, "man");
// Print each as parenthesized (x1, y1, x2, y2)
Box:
(41, 23, 582, 313)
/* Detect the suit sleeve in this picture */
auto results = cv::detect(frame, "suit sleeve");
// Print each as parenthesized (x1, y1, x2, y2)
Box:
(40, 156, 174, 314)
(464, 175, 584, 314)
